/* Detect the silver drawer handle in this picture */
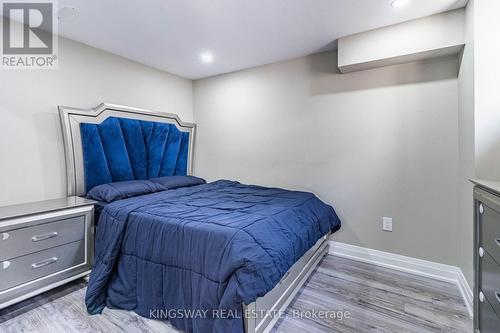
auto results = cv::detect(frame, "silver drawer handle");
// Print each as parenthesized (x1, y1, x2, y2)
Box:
(2, 232, 9, 241)
(479, 247, 485, 258)
(495, 238, 500, 248)
(2, 261, 10, 269)
(479, 291, 485, 303)
(31, 257, 58, 269)
(496, 292, 500, 304)
(32, 232, 58, 242)
(479, 203, 484, 214)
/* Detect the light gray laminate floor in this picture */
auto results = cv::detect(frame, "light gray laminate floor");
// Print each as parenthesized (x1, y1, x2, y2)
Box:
(0, 255, 472, 333)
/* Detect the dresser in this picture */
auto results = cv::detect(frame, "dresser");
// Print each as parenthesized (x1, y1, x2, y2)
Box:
(0, 196, 95, 309)
(472, 180, 500, 333)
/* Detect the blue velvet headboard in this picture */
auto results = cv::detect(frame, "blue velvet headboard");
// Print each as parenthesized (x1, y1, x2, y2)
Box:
(80, 117, 190, 192)
(59, 103, 196, 196)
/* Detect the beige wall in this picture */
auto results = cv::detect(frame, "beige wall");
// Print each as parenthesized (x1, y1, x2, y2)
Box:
(0, 22, 193, 206)
(457, 0, 475, 288)
(474, 0, 500, 180)
(194, 51, 462, 266)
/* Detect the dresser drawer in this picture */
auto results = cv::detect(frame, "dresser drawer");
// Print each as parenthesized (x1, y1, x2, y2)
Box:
(0, 216, 85, 261)
(481, 250, 500, 318)
(479, 202, 500, 265)
(479, 293, 500, 333)
(0, 240, 85, 292)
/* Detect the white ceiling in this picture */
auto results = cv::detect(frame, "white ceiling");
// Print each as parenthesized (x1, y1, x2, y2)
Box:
(53, 0, 467, 79)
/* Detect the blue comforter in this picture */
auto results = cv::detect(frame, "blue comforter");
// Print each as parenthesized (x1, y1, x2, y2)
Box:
(85, 180, 341, 333)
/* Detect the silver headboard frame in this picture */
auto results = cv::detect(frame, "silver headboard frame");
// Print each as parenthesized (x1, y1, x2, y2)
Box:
(59, 103, 196, 197)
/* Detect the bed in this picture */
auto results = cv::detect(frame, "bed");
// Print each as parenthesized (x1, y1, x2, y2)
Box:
(59, 103, 341, 333)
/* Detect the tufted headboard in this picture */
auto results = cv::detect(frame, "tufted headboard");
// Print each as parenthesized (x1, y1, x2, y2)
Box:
(59, 103, 196, 196)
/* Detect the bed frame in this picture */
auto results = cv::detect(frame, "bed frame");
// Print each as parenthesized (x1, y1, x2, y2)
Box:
(58, 103, 330, 333)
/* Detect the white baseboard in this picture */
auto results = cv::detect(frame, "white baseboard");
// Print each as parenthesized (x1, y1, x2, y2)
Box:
(329, 241, 473, 318)
(457, 268, 473, 318)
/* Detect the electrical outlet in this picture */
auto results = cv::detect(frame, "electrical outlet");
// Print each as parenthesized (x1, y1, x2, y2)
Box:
(383, 217, 393, 232)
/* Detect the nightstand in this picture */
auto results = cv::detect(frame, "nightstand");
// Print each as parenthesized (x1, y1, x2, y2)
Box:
(472, 180, 500, 333)
(0, 196, 95, 309)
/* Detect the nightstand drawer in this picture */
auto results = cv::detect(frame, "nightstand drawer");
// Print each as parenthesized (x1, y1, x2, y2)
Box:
(479, 202, 500, 265)
(0, 240, 85, 292)
(0, 216, 85, 261)
(481, 250, 500, 317)
(479, 294, 500, 333)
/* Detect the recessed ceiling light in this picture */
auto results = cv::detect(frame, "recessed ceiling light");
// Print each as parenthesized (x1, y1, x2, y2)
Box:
(391, 0, 410, 8)
(200, 52, 214, 64)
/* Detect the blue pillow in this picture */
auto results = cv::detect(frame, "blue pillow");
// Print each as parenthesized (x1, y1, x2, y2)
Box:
(149, 175, 206, 189)
(87, 180, 167, 203)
